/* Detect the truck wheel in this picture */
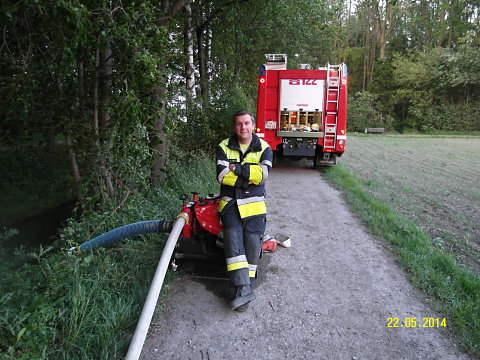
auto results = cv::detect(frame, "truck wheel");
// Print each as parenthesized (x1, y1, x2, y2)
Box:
(313, 148, 321, 169)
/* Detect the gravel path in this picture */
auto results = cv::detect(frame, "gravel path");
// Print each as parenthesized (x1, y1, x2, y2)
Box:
(141, 159, 470, 360)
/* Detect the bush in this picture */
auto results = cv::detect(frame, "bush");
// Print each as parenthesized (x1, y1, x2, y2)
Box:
(347, 91, 385, 132)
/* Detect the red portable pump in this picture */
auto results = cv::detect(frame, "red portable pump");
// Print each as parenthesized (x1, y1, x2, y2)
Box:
(171, 192, 226, 272)
(75, 191, 226, 272)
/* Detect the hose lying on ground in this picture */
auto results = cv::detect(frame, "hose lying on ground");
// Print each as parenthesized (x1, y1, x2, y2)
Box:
(73, 220, 174, 254)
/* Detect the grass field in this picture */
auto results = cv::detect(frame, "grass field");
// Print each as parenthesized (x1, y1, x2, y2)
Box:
(340, 134, 480, 274)
(321, 134, 480, 355)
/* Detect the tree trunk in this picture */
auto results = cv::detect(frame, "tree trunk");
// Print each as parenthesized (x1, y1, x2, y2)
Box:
(93, 45, 100, 139)
(363, 1, 377, 90)
(150, 0, 192, 188)
(343, 0, 353, 63)
(197, 27, 208, 101)
(101, 41, 112, 130)
(150, 78, 167, 187)
(184, 3, 196, 99)
(100, 40, 114, 198)
(93, 40, 114, 201)
(363, 29, 375, 90)
(77, 56, 88, 122)
(436, 8, 446, 47)
(66, 133, 83, 201)
(378, 0, 391, 60)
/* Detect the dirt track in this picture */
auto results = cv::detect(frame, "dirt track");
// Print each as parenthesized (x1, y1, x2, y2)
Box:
(141, 159, 470, 360)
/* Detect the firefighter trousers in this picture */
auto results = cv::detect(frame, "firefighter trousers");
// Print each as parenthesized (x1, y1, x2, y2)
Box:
(221, 203, 265, 287)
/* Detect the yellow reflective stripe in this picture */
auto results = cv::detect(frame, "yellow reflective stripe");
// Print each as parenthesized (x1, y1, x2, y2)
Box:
(244, 152, 262, 163)
(227, 261, 249, 271)
(237, 196, 264, 206)
(248, 164, 263, 184)
(222, 171, 238, 186)
(261, 159, 272, 167)
(218, 199, 228, 212)
(238, 201, 267, 218)
(249, 264, 257, 278)
(216, 159, 230, 167)
(227, 255, 246, 263)
(222, 142, 241, 162)
(261, 165, 269, 183)
(217, 167, 229, 183)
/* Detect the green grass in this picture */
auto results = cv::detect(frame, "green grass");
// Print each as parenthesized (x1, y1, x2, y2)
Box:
(0, 155, 218, 359)
(400, 130, 480, 137)
(322, 164, 480, 356)
(341, 135, 480, 274)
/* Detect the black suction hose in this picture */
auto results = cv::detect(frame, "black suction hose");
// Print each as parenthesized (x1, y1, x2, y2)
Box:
(77, 220, 174, 253)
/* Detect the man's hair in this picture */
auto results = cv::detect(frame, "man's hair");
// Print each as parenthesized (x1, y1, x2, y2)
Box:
(233, 110, 255, 125)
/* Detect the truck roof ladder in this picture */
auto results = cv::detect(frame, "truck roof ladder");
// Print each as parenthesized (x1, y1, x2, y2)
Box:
(323, 63, 342, 150)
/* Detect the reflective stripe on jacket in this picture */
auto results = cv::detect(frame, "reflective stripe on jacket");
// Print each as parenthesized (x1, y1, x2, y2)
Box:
(216, 134, 273, 219)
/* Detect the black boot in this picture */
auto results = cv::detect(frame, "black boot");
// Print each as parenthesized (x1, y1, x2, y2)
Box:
(230, 284, 255, 310)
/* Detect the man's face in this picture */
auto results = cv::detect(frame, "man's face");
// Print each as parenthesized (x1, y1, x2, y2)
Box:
(234, 114, 254, 144)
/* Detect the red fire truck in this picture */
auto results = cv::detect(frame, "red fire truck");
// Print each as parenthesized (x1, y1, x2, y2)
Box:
(255, 54, 348, 166)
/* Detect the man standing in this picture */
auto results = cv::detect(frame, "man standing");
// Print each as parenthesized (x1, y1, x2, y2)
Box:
(216, 110, 273, 311)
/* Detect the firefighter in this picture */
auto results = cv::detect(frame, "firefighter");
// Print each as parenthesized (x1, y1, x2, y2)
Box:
(216, 110, 273, 311)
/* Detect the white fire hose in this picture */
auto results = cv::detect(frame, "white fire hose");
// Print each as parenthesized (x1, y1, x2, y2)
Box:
(125, 213, 189, 360)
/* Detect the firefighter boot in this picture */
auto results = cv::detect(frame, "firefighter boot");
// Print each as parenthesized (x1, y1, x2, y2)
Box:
(235, 302, 250, 312)
(230, 284, 256, 310)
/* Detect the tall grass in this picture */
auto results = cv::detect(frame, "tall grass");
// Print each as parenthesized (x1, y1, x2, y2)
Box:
(0, 155, 218, 359)
(322, 164, 480, 356)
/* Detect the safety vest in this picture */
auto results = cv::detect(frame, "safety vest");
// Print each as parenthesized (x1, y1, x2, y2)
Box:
(216, 134, 273, 219)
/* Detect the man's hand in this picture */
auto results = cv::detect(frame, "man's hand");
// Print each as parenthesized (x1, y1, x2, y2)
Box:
(229, 163, 252, 185)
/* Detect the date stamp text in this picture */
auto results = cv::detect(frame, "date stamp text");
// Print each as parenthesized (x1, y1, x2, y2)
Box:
(387, 317, 447, 328)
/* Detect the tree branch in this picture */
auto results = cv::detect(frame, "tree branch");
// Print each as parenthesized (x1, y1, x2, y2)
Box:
(170, 0, 192, 17)
(197, 0, 250, 33)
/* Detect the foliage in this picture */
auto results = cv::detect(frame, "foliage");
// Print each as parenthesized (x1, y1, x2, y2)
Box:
(347, 91, 392, 131)
(344, 47, 366, 94)
(391, 48, 480, 132)
(0, 157, 218, 360)
(2, 0, 479, 214)
(206, 0, 339, 100)
(1, 0, 169, 205)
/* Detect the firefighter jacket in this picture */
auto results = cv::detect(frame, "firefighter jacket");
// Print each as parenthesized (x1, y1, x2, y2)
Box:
(216, 134, 273, 220)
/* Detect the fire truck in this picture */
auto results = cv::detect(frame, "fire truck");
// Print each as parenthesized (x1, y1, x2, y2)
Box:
(255, 54, 348, 166)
